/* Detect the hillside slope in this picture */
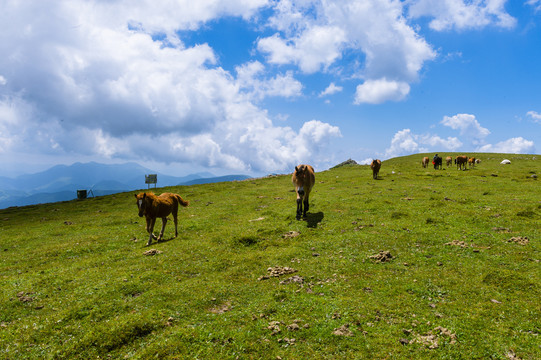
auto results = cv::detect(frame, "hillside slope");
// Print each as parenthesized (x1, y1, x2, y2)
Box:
(0, 153, 539, 359)
(0, 162, 249, 209)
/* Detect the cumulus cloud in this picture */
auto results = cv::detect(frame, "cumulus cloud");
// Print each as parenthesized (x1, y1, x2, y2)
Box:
(384, 129, 462, 158)
(407, 0, 517, 31)
(299, 119, 342, 143)
(526, 111, 541, 123)
(477, 137, 535, 154)
(441, 114, 490, 142)
(319, 83, 343, 97)
(257, 26, 347, 73)
(235, 61, 303, 100)
(354, 79, 410, 104)
(0, 0, 345, 174)
(258, 0, 436, 103)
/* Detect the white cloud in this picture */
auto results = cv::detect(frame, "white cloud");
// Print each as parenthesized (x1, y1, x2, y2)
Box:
(257, 25, 347, 73)
(441, 114, 490, 141)
(419, 134, 463, 149)
(299, 119, 342, 143)
(384, 128, 462, 158)
(526, 111, 541, 123)
(0, 0, 343, 174)
(235, 61, 303, 100)
(319, 82, 343, 97)
(354, 79, 410, 104)
(102, 0, 270, 33)
(526, 0, 541, 12)
(359, 158, 374, 165)
(477, 137, 535, 153)
(258, 0, 436, 102)
(407, 0, 516, 31)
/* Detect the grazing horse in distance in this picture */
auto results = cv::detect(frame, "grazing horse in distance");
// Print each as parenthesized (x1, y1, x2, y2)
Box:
(135, 192, 189, 245)
(422, 157, 429, 168)
(370, 159, 381, 179)
(292, 164, 315, 220)
(468, 157, 476, 168)
(446, 156, 452, 167)
(455, 155, 468, 170)
(433, 155, 443, 170)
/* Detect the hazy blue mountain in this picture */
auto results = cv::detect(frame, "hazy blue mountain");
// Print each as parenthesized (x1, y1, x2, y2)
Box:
(0, 162, 250, 209)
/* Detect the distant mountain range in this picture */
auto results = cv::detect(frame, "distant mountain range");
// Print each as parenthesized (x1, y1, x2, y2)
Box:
(0, 162, 250, 209)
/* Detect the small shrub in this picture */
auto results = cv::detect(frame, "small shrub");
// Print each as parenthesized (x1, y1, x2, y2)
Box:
(391, 211, 408, 219)
(234, 236, 259, 246)
(516, 210, 536, 218)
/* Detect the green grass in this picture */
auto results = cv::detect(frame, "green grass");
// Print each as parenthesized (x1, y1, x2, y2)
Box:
(1, 153, 539, 359)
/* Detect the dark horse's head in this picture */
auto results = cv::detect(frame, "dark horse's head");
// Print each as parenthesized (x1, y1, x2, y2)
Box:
(134, 192, 147, 217)
(294, 165, 308, 180)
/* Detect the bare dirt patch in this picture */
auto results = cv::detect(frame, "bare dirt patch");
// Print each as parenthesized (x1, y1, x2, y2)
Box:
(333, 324, 353, 337)
(17, 291, 34, 303)
(267, 321, 282, 335)
(209, 301, 231, 314)
(282, 231, 300, 239)
(279, 275, 304, 285)
(506, 236, 529, 245)
(143, 249, 162, 256)
(412, 326, 457, 349)
(369, 250, 393, 263)
(445, 240, 469, 248)
(258, 266, 298, 280)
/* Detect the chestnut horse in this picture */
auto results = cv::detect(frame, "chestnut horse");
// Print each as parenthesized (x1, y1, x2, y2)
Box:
(292, 164, 315, 220)
(455, 155, 468, 170)
(370, 159, 381, 179)
(135, 192, 189, 245)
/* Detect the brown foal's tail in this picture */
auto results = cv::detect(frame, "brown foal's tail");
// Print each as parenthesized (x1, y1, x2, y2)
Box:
(175, 194, 189, 207)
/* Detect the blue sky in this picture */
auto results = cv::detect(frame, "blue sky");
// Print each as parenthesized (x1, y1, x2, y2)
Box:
(1, 0, 540, 177)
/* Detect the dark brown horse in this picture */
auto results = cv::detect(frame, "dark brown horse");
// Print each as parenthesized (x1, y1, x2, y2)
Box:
(370, 159, 381, 179)
(134, 192, 189, 245)
(292, 164, 315, 220)
(455, 155, 468, 170)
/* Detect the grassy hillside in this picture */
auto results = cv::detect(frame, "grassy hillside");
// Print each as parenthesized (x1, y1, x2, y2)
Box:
(1, 153, 539, 359)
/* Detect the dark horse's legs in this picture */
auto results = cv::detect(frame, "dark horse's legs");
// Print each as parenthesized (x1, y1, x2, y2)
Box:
(157, 217, 167, 242)
(296, 187, 306, 220)
(146, 217, 157, 246)
(172, 206, 178, 238)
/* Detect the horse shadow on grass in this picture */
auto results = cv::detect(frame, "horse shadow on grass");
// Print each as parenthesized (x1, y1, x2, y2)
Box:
(304, 212, 324, 228)
(144, 235, 177, 247)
